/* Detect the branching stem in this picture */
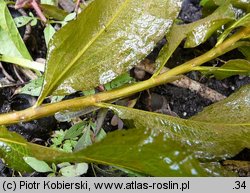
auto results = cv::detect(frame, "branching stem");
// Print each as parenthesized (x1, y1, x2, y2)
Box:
(0, 27, 249, 125)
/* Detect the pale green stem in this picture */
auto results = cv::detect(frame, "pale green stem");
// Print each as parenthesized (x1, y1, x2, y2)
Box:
(0, 54, 45, 72)
(193, 66, 248, 73)
(0, 27, 249, 125)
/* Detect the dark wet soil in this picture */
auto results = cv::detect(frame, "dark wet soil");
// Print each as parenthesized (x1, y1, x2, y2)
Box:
(0, 0, 250, 176)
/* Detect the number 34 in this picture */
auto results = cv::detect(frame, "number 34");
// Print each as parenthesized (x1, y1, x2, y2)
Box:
(234, 181, 246, 189)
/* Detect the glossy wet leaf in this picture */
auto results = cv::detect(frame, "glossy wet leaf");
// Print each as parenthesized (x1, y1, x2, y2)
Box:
(0, 125, 210, 176)
(75, 127, 210, 176)
(99, 84, 250, 160)
(217, 13, 250, 46)
(0, 126, 33, 172)
(195, 59, 250, 79)
(200, 0, 250, 12)
(154, 3, 235, 73)
(190, 84, 250, 124)
(0, 0, 31, 59)
(0, 126, 68, 172)
(38, 0, 182, 104)
(183, 4, 235, 48)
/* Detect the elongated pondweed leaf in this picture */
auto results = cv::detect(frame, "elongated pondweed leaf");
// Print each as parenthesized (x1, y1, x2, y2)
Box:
(194, 59, 250, 79)
(99, 84, 250, 160)
(74, 127, 209, 176)
(38, 0, 183, 104)
(154, 3, 235, 74)
(200, 0, 250, 12)
(0, 126, 209, 176)
(0, 0, 31, 59)
(217, 13, 250, 46)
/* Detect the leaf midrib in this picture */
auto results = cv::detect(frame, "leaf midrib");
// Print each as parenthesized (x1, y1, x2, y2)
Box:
(43, 0, 131, 101)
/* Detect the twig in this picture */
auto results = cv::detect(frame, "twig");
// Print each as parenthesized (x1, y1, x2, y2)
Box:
(0, 62, 15, 82)
(136, 59, 226, 102)
(74, 0, 81, 13)
(13, 65, 25, 83)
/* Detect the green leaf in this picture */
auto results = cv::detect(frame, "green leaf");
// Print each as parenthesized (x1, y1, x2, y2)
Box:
(4, 85, 249, 176)
(238, 46, 250, 60)
(154, 3, 235, 74)
(76, 128, 211, 176)
(37, 0, 182, 104)
(194, 59, 250, 79)
(51, 129, 65, 147)
(0, 126, 209, 176)
(0, 126, 71, 173)
(95, 129, 106, 142)
(14, 16, 33, 28)
(217, 13, 250, 46)
(20, 76, 43, 96)
(64, 12, 77, 22)
(191, 84, 250, 125)
(47, 173, 56, 177)
(30, 17, 37, 26)
(98, 84, 250, 160)
(74, 126, 92, 151)
(0, 126, 33, 172)
(104, 73, 135, 91)
(57, 162, 71, 168)
(62, 139, 77, 152)
(44, 24, 56, 47)
(41, 0, 58, 6)
(64, 122, 86, 139)
(40, 4, 68, 21)
(54, 106, 99, 122)
(200, 0, 250, 12)
(59, 163, 88, 177)
(0, 0, 31, 59)
(183, 3, 235, 49)
(23, 157, 53, 172)
(200, 0, 211, 6)
(51, 162, 57, 171)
